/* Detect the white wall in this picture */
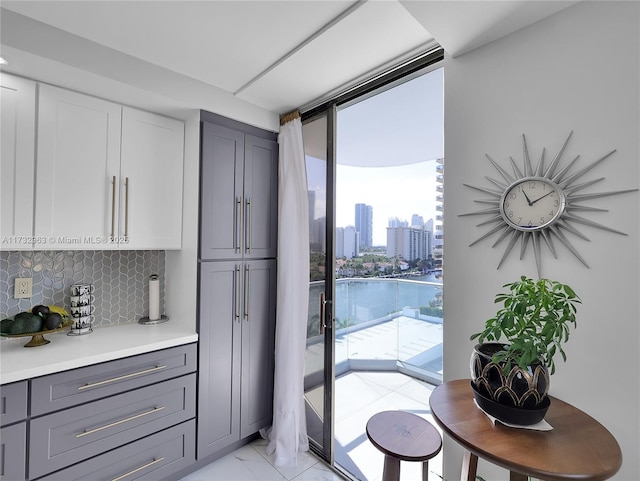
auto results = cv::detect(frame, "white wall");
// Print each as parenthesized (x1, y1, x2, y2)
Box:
(443, 2, 639, 480)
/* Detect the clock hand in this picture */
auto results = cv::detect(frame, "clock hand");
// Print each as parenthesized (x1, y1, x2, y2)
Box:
(531, 191, 554, 205)
(521, 187, 533, 206)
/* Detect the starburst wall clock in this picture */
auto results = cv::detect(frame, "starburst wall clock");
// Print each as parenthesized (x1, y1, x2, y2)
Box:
(460, 131, 638, 278)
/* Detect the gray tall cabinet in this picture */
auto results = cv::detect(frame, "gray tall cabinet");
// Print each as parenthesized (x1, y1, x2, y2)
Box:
(197, 111, 278, 459)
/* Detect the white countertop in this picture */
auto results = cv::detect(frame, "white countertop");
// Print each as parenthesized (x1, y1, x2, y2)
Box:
(0, 322, 198, 384)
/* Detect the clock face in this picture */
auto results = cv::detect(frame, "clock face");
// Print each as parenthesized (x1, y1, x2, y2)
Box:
(500, 178, 565, 231)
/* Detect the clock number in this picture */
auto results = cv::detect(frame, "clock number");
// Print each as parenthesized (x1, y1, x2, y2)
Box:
(529, 181, 536, 189)
(509, 192, 517, 200)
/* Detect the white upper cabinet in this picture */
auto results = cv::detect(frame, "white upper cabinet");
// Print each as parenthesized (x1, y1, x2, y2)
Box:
(120, 107, 184, 250)
(35, 84, 122, 250)
(34, 84, 184, 250)
(0, 74, 36, 250)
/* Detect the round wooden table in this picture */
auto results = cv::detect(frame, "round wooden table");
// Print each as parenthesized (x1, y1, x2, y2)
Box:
(429, 379, 622, 481)
(366, 410, 442, 481)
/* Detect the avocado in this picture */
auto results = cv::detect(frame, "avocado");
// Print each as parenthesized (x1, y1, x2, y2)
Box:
(0, 318, 15, 334)
(13, 312, 43, 334)
(44, 312, 63, 330)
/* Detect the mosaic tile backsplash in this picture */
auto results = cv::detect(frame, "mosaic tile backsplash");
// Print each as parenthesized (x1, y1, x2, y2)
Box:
(0, 251, 165, 327)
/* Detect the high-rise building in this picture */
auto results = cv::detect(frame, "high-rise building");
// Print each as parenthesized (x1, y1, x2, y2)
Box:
(386, 225, 431, 261)
(335, 227, 345, 258)
(343, 226, 359, 259)
(355, 203, 373, 249)
(388, 217, 408, 228)
(411, 214, 424, 227)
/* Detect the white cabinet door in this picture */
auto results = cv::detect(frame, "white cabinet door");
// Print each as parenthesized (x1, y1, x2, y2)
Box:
(35, 84, 122, 249)
(120, 107, 184, 250)
(1, 74, 36, 250)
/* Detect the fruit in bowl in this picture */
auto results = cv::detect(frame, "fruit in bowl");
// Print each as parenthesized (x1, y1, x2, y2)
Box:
(0, 305, 71, 335)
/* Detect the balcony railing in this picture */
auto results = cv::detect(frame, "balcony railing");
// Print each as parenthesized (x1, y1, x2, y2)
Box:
(307, 277, 443, 381)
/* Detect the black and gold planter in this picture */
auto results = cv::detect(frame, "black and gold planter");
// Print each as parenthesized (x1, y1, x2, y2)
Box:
(470, 342, 550, 423)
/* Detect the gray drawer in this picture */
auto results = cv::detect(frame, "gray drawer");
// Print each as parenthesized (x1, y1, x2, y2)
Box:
(0, 380, 27, 426)
(37, 420, 195, 481)
(1, 422, 26, 481)
(29, 373, 195, 479)
(31, 343, 196, 416)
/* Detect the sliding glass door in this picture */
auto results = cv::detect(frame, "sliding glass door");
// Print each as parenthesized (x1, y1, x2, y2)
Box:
(302, 111, 336, 463)
(300, 52, 444, 479)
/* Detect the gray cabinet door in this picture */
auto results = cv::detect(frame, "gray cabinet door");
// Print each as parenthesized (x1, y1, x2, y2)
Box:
(0, 381, 27, 426)
(200, 122, 245, 260)
(200, 122, 277, 261)
(240, 259, 276, 438)
(0, 422, 26, 481)
(243, 135, 278, 259)
(197, 260, 242, 458)
(37, 420, 195, 481)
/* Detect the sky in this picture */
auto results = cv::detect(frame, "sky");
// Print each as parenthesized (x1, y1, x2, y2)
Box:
(335, 67, 443, 245)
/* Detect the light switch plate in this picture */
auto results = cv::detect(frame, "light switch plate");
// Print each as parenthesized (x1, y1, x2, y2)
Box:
(14, 278, 32, 298)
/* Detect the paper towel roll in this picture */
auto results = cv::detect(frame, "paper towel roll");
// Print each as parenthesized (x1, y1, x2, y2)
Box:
(149, 274, 160, 321)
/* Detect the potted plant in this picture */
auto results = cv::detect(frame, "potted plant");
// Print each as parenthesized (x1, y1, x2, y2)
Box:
(469, 276, 580, 424)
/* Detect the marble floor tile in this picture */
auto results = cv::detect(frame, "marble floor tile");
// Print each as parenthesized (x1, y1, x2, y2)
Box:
(181, 371, 439, 481)
(180, 444, 286, 481)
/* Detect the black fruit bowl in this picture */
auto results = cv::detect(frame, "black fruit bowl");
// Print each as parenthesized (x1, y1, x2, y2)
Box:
(470, 381, 550, 425)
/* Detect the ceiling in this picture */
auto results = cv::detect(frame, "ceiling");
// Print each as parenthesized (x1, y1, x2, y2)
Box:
(0, 0, 579, 126)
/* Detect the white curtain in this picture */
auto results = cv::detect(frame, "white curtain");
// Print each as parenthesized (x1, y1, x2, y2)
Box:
(262, 116, 310, 466)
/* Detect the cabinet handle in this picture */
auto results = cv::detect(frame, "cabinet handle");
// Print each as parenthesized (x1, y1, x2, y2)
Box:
(76, 406, 165, 438)
(235, 197, 242, 252)
(110, 457, 165, 481)
(245, 198, 252, 254)
(110, 176, 116, 241)
(244, 264, 250, 321)
(234, 265, 241, 323)
(78, 365, 167, 390)
(124, 177, 130, 240)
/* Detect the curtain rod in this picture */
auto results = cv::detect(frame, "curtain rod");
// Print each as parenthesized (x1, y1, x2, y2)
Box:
(280, 110, 300, 126)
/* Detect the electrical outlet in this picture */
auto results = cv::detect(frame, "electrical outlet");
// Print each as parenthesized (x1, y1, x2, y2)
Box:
(14, 278, 32, 299)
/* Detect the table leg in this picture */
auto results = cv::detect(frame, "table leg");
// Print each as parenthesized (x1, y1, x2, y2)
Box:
(461, 451, 478, 481)
(382, 455, 401, 481)
(422, 460, 429, 481)
(509, 471, 528, 481)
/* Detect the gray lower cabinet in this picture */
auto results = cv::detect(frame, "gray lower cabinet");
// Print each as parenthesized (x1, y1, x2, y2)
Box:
(197, 259, 276, 458)
(37, 420, 195, 481)
(1, 422, 26, 481)
(30, 374, 196, 479)
(1, 380, 28, 426)
(0, 343, 196, 481)
(1, 380, 28, 481)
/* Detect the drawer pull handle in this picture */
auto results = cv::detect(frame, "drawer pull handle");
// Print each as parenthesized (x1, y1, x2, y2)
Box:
(76, 406, 165, 438)
(110, 457, 165, 481)
(78, 365, 167, 390)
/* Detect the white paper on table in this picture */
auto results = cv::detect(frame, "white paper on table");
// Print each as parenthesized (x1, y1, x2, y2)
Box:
(473, 399, 553, 431)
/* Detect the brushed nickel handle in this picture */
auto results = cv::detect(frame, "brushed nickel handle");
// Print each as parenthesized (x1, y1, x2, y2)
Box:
(245, 198, 252, 254)
(320, 292, 325, 335)
(110, 176, 116, 241)
(234, 265, 241, 323)
(244, 264, 250, 321)
(235, 197, 242, 252)
(76, 406, 165, 438)
(124, 177, 130, 240)
(78, 365, 167, 390)
(110, 457, 165, 481)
